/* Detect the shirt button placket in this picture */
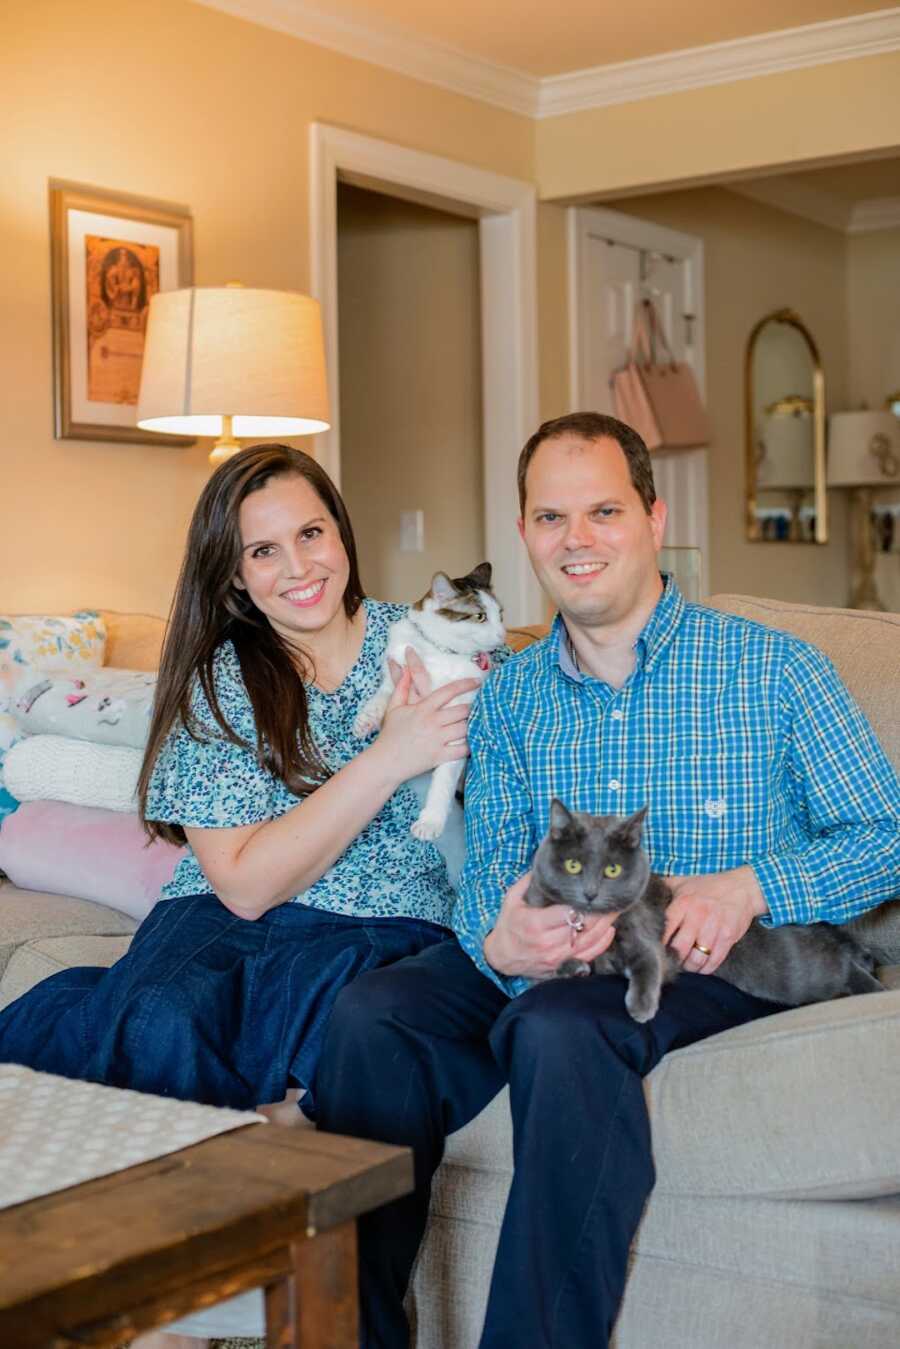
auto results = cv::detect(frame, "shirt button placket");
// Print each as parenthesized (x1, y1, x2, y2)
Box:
(606, 702, 624, 799)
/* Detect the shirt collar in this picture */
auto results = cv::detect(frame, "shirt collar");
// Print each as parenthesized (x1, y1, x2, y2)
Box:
(553, 573, 686, 684)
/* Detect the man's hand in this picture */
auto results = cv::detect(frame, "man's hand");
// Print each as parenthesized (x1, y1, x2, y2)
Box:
(664, 865, 768, 974)
(483, 873, 617, 980)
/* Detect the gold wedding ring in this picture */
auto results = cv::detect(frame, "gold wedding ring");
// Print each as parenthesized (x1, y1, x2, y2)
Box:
(692, 942, 712, 956)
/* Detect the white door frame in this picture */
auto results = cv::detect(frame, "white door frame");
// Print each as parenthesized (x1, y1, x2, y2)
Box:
(567, 205, 710, 586)
(310, 123, 543, 624)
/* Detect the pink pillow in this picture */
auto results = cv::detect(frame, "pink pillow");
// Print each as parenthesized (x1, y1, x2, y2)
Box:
(0, 801, 185, 922)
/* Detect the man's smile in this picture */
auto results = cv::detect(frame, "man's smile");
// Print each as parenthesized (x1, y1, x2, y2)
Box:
(561, 562, 607, 577)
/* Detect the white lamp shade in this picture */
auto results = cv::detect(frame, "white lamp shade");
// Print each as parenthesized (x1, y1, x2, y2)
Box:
(757, 415, 814, 490)
(828, 410, 900, 488)
(136, 287, 330, 437)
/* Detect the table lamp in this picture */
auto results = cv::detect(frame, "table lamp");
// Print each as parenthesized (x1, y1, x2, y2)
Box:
(136, 286, 330, 465)
(828, 410, 900, 610)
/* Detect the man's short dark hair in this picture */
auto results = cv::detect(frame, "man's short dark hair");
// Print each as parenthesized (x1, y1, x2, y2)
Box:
(517, 412, 657, 515)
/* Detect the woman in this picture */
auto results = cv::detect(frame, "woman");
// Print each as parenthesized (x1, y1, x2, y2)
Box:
(0, 444, 475, 1113)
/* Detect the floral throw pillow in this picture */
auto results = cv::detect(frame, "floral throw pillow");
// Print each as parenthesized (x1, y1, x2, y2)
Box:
(0, 611, 107, 823)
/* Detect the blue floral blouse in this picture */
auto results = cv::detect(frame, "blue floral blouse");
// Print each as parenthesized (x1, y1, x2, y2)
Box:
(145, 599, 458, 927)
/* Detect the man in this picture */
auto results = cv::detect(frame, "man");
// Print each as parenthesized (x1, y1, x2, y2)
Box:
(316, 412, 900, 1348)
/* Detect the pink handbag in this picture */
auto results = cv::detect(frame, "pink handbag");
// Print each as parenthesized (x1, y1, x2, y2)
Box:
(611, 303, 710, 451)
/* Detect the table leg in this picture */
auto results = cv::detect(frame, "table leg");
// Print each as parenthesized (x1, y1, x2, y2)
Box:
(265, 1220, 359, 1349)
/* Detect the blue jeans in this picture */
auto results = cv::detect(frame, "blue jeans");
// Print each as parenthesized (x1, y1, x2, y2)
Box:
(315, 937, 784, 1347)
(0, 893, 448, 1112)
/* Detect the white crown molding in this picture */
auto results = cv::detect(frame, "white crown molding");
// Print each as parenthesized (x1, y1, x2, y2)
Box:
(536, 8, 900, 116)
(727, 178, 852, 232)
(728, 178, 900, 234)
(848, 196, 900, 232)
(193, 2, 900, 120)
(191, 0, 539, 116)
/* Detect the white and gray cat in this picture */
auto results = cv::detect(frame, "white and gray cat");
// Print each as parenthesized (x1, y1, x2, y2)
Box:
(526, 800, 883, 1023)
(354, 562, 505, 841)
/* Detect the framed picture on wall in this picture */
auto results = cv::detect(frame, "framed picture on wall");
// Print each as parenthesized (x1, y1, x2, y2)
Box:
(49, 179, 194, 444)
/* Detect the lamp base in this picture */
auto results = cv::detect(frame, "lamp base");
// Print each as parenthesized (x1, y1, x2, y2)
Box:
(208, 436, 242, 467)
(208, 413, 241, 467)
(848, 487, 885, 612)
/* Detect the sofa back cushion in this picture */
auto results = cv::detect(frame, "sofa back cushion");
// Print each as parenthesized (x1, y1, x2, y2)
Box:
(98, 610, 166, 671)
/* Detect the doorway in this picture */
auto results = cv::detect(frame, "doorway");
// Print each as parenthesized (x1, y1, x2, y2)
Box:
(310, 123, 542, 625)
(568, 205, 709, 584)
(337, 183, 484, 602)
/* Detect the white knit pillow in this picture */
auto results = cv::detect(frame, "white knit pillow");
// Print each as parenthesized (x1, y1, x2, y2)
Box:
(3, 735, 142, 813)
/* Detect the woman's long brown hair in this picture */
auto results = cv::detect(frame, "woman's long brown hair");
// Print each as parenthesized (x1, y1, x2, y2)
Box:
(137, 443, 364, 845)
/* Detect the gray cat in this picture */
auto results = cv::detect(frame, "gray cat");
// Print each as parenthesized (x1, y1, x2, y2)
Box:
(526, 800, 883, 1023)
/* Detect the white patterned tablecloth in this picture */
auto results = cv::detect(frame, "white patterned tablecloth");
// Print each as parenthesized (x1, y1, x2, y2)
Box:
(0, 1063, 264, 1211)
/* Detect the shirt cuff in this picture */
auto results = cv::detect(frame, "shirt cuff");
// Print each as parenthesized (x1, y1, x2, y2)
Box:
(750, 854, 817, 928)
(454, 926, 525, 1000)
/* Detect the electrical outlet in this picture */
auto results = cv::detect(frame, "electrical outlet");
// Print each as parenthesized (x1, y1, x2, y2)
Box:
(400, 510, 425, 553)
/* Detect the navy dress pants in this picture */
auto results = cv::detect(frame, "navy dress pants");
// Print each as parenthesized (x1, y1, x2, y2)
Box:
(315, 937, 783, 1349)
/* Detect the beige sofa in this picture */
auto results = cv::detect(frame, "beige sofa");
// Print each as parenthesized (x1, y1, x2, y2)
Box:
(1, 597, 898, 1349)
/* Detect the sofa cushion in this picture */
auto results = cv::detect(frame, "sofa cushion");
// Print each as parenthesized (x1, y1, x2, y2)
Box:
(614, 1200, 900, 1349)
(410, 1193, 900, 1349)
(0, 881, 136, 983)
(443, 985, 900, 1205)
(0, 934, 132, 1009)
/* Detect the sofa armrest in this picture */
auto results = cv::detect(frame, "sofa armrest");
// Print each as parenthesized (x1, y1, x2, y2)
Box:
(647, 988, 900, 1201)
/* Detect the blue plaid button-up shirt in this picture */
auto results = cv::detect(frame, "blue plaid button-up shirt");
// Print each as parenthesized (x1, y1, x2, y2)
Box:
(454, 578, 900, 997)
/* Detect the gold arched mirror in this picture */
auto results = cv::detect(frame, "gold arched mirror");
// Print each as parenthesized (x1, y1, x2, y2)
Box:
(745, 309, 827, 543)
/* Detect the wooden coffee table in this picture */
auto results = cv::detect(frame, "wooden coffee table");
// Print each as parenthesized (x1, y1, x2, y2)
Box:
(0, 1122, 412, 1348)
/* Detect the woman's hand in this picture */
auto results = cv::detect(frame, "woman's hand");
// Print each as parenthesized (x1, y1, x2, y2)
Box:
(664, 866, 767, 974)
(370, 666, 479, 786)
(387, 646, 432, 702)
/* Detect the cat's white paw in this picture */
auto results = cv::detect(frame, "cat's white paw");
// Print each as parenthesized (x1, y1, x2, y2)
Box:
(411, 813, 444, 841)
(353, 707, 382, 739)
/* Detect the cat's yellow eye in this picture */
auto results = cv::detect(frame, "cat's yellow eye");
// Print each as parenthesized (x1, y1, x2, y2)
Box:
(564, 858, 582, 875)
(604, 863, 623, 879)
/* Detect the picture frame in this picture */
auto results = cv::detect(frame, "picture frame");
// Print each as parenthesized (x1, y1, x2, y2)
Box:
(49, 179, 194, 445)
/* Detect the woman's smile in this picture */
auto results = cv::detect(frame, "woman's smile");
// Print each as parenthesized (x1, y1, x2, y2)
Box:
(283, 579, 327, 607)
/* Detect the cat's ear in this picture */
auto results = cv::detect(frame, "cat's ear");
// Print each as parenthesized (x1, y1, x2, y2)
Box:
(549, 798, 577, 839)
(612, 805, 649, 849)
(430, 572, 457, 604)
(467, 561, 492, 591)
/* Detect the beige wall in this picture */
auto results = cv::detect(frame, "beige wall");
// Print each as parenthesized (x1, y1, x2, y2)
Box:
(606, 188, 852, 605)
(4, 0, 898, 619)
(846, 227, 900, 612)
(0, 0, 532, 617)
(537, 202, 572, 422)
(847, 227, 900, 412)
(536, 52, 900, 201)
(337, 184, 483, 601)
